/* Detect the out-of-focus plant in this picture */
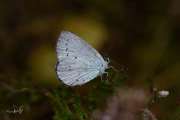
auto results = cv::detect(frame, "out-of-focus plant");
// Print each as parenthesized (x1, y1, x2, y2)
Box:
(48, 70, 127, 120)
(48, 70, 173, 120)
(173, 104, 180, 120)
(0, 76, 50, 120)
(0, 70, 177, 120)
(94, 87, 150, 120)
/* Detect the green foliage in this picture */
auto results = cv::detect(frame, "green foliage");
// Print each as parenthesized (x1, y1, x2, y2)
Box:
(97, 71, 126, 93)
(175, 105, 180, 119)
(169, 104, 180, 120)
(49, 70, 126, 120)
(0, 76, 50, 119)
(147, 78, 154, 90)
(155, 105, 180, 120)
(156, 117, 162, 120)
(1, 71, 179, 119)
(0, 77, 33, 107)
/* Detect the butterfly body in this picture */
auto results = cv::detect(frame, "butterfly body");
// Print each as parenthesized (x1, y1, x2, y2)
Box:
(56, 30, 109, 86)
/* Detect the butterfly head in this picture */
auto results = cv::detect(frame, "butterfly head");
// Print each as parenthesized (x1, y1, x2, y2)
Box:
(104, 57, 110, 63)
(103, 57, 110, 70)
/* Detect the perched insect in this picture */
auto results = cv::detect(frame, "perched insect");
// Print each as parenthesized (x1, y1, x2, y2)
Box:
(55, 30, 111, 86)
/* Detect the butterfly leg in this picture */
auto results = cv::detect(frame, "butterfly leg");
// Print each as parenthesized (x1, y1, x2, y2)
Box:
(108, 66, 118, 72)
(103, 72, 109, 81)
(101, 74, 103, 80)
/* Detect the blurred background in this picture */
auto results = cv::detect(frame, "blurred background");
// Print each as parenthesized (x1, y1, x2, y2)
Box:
(0, 0, 180, 119)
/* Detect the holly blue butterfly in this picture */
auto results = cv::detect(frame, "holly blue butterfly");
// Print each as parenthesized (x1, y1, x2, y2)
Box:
(55, 30, 111, 86)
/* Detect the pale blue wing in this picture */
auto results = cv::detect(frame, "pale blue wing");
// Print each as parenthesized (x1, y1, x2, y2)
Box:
(55, 31, 106, 86)
(56, 31, 104, 64)
(56, 61, 100, 86)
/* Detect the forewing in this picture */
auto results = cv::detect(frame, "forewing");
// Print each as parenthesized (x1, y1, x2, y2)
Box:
(56, 30, 104, 63)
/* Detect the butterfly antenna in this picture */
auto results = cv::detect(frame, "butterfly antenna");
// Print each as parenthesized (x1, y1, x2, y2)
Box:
(104, 46, 113, 58)
(109, 60, 128, 71)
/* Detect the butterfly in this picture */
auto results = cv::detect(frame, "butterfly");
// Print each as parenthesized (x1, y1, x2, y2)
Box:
(55, 30, 111, 86)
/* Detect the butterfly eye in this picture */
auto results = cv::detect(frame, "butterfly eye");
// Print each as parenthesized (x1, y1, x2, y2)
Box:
(104, 58, 109, 62)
